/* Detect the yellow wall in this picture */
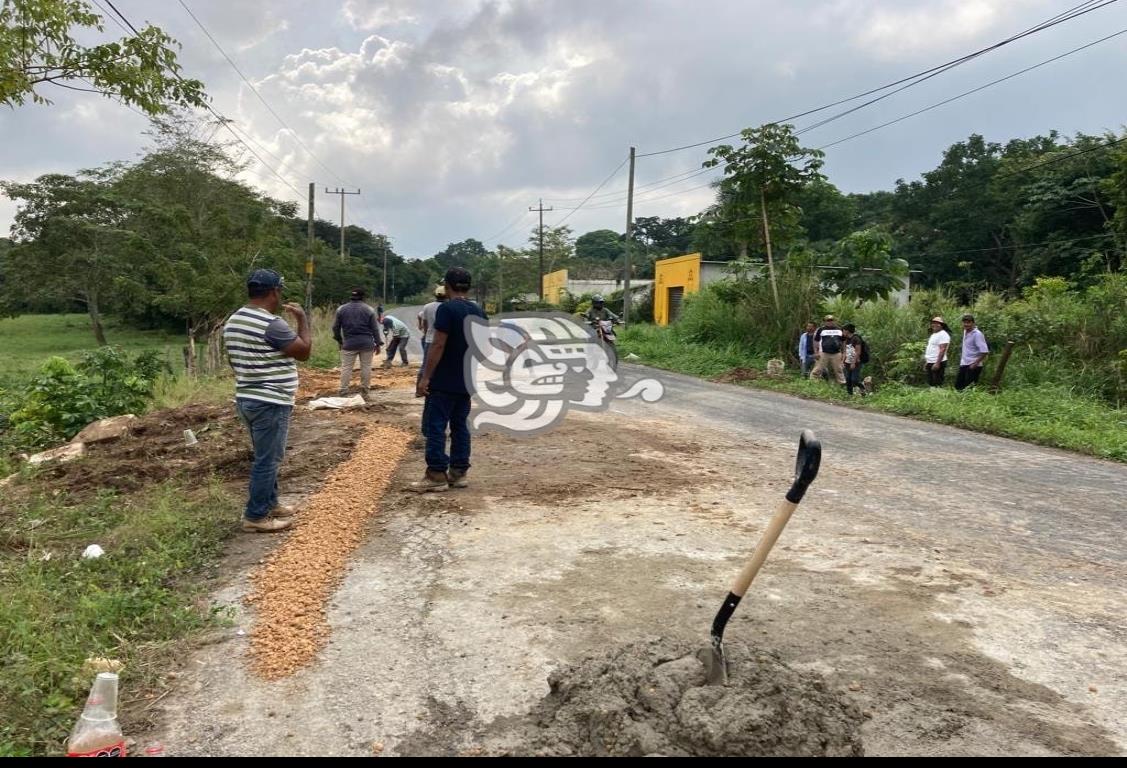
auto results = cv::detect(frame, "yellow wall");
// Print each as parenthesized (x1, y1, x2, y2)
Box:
(653, 253, 702, 325)
(542, 269, 569, 305)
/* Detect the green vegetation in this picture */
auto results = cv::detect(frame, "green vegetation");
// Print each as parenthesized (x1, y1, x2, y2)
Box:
(0, 482, 237, 756)
(0, 314, 182, 384)
(619, 272, 1127, 462)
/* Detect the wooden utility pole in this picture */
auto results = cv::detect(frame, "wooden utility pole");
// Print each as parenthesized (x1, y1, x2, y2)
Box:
(325, 187, 360, 260)
(530, 198, 553, 301)
(305, 182, 315, 314)
(623, 146, 636, 326)
(497, 250, 504, 316)
(381, 238, 389, 306)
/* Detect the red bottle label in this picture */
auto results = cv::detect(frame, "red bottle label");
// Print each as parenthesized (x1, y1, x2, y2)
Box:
(66, 741, 126, 757)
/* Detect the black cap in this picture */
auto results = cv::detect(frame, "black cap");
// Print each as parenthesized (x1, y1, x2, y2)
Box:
(444, 266, 472, 290)
(247, 269, 284, 289)
(350, 287, 366, 300)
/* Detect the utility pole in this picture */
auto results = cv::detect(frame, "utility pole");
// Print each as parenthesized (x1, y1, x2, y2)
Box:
(305, 182, 315, 315)
(623, 146, 636, 326)
(497, 249, 504, 317)
(325, 187, 360, 260)
(381, 238, 388, 306)
(530, 198, 553, 301)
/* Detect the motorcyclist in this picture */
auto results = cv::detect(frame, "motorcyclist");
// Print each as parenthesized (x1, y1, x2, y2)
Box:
(583, 295, 621, 324)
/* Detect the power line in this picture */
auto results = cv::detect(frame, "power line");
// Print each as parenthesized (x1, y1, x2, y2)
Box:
(916, 232, 1115, 257)
(100, 0, 304, 201)
(544, 165, 709, 203)
(482, 209, 533, 245)
(636, 0, 1119, 158)
(176, 0, 350, 186)
(550, 156, 630, 227)
(815, 27, 1127, 151)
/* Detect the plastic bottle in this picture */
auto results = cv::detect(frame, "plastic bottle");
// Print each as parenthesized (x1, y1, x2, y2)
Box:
(66, 672, 126, 757)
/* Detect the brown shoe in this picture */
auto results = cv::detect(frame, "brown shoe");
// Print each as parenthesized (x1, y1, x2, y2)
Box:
(269, 505, 296, 519)
(242, 516, 292, 533)
(447, 469, 469, 489)
(409, 470, 449, 493)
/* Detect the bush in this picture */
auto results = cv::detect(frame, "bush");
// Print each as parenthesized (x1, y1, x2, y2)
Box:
(1, 347, 167, 453)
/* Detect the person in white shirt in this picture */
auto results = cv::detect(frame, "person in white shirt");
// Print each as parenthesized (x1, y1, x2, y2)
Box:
(924, 316, 951, 387)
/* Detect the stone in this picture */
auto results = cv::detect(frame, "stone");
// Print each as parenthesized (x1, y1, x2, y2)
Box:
(72, 414, 137, 444)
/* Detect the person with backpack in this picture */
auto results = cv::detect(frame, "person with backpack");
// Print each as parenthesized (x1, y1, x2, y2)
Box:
(809, 314, 846, 385)
(842, 323, 868, 396)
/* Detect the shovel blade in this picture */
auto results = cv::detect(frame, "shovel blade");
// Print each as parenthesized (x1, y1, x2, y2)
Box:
(700, 638, 728, 686)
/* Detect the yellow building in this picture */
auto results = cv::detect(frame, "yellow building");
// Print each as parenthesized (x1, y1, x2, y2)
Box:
(542, 269, 569, 305)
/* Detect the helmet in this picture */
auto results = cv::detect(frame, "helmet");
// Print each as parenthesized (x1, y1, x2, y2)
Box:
(592, 295, 605, 305)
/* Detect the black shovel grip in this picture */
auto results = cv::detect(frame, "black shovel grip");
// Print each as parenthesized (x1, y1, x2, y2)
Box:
(785, 430, 821, 504)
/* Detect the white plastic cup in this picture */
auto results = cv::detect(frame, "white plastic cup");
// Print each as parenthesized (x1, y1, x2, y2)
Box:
(183, 429, 198, 446)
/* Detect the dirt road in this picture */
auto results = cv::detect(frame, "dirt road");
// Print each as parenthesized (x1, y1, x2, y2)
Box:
(147, 364, 1126, 756)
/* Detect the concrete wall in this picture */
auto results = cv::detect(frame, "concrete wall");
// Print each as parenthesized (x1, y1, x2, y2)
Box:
(542, 269, 569, 305)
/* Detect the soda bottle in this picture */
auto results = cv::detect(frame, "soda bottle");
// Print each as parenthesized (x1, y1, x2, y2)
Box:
(66, 672, 126, 757)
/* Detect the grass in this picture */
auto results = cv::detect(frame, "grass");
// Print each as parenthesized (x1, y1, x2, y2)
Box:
(0, 315, 184, 386)
(149, 374, 233, 411)
(619, 324, 1127, 462)
(0, 481, 239, 756)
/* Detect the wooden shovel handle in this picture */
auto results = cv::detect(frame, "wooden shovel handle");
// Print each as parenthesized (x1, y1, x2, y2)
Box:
(730, 499, 798, 598)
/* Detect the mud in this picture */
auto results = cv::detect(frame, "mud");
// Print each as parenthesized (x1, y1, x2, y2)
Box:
(506, 638, 864, 757)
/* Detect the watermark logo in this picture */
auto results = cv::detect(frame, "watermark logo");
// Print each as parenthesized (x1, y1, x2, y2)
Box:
(464, 312, 664, 436)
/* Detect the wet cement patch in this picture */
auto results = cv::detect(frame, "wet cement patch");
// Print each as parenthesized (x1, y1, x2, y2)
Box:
(500, 638, 864, 757)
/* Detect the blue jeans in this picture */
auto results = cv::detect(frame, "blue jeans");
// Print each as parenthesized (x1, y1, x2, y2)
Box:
(418, 341, 431, 434)
(424, 390, 471, 473)
(236, 399, 292, 520)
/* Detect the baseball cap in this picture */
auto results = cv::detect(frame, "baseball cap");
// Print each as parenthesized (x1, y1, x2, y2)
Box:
(444, 266, 472, 289)
(823, 314, 835, 322)
(930, 316, 945, 324)
(247, 269, 284, 289)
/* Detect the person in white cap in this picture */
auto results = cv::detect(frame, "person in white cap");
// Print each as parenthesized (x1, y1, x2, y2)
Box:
(924, 316, 951, 387)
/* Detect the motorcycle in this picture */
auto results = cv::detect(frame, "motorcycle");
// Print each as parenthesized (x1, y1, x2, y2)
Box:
(589, 317, 621, 369)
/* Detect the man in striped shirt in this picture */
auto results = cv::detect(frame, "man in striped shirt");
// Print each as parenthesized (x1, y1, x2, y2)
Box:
(222, 269, 312, 533)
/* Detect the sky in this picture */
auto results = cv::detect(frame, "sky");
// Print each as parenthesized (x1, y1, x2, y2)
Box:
(2, 0, 1126, 258)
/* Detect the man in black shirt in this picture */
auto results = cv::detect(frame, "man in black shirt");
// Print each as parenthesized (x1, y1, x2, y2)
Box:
(810, 314, 846, 385)
(413, 267, 488, 492)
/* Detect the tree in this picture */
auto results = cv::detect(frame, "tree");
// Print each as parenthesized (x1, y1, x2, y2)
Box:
(1, 0, 207, 114)
(1, 169, 135, 344)
(831, 228, 910, 304)
(526, 224, 573, 274)
(704, 123, 825, 310)
(795, 179, 856, 246)
(575, 229, 624, 262)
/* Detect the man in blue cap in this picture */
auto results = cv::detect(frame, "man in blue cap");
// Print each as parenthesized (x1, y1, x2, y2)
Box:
(222, 269, 312, 532)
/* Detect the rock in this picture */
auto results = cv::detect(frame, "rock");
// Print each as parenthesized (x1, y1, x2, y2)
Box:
(72, 414, 138, 444)
(28, 442, 86, 465)
(624, 353, 642, 362)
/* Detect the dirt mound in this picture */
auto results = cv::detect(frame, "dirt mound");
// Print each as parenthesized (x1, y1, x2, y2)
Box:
(522, 638, 864, 757)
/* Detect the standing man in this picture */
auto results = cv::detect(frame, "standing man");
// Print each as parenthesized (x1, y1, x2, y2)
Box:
(809, 314, 846, 385)
(798, 321, 817, 378)
(332, 287, 382, 398)
(222, 269, 311, 533)
(381, 315, 411, 367)
(924, 316, 951, 387)
(416, 284, 447, 383)
(956, 313, 989, 391)
(842, 323, 866, 396)
(414, 267, 487, 492)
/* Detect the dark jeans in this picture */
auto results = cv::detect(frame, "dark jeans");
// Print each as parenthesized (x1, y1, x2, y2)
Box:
(801, 357, 814, 377)
(424, 390, 471, 474)
(846, 364, 863, 395)
(927, 361, 946, 387)
(236, 399, 292, 520)
(386, 336, 408, 364)
(955, 364, 984, 391)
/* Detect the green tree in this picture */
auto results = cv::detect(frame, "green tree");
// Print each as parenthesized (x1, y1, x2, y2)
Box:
(704, 123, 825, 310)
(1, 0, 207, 113)
(1, 168, 135, 344)
(831, 228, 910, 304)
(795, 179, 857, 247)
(575, 229, 624, 262)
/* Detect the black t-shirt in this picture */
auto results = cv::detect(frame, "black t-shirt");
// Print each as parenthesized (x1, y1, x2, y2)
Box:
(429, 298, 487, 394)
(816, 326, 843, 354)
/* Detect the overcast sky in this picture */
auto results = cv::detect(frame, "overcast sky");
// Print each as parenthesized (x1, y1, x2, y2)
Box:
(2, 0, 1125, 258)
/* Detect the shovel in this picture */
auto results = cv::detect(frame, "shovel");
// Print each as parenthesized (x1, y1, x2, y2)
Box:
(702, 429, 822, 685)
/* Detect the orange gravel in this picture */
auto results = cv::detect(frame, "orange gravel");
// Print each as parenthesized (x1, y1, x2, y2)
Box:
(247, 423, 412, 679)
(298, 365, 418, 398)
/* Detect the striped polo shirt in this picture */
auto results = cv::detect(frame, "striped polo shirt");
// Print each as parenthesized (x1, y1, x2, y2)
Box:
(222, 307, 299, 406)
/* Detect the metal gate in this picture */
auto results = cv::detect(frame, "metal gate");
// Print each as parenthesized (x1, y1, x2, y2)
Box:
(668, 287, 685, 323)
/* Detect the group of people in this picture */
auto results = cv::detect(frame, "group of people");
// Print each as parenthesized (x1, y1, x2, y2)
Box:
(221, 266, 487, 533)
(798, 314, 868, 395)
(798, 312, 990, 394)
